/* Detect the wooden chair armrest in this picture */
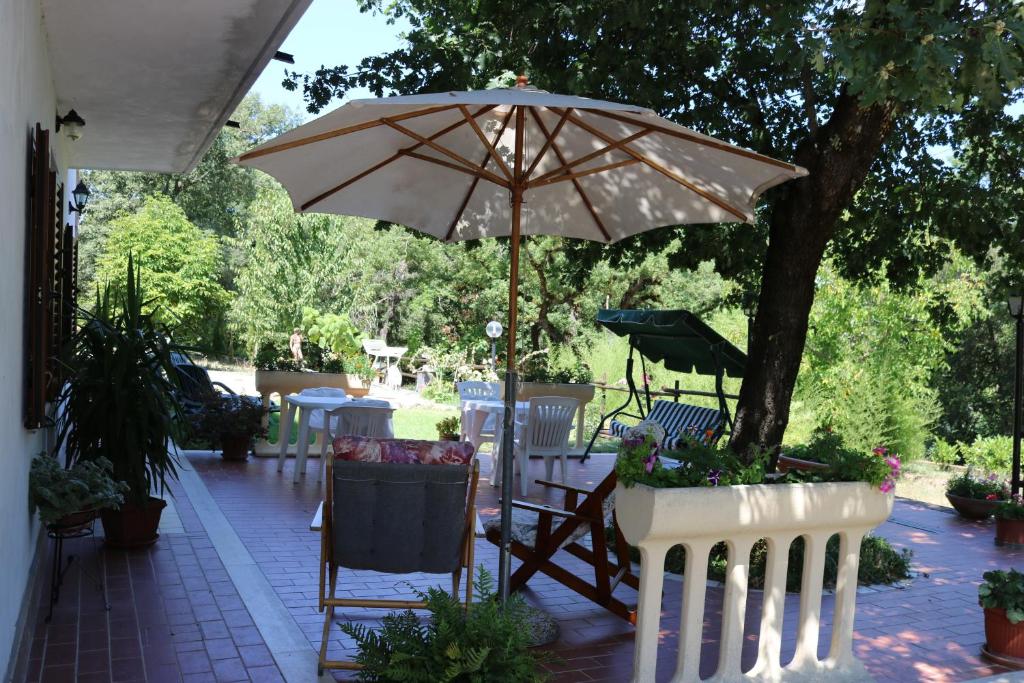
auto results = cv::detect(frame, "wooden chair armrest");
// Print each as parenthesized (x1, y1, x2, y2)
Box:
(507, 500, 596, 523)
(310, 501, 323, 531)
(533, 479, 594, 496)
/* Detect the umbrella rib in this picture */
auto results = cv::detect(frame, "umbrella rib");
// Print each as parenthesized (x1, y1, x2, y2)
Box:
(584, 108, 804, 173)
(444, 107, 516, 242)
(239, 104, 460, 161)
(382, 118, 509, 188)
(300, 105, 498, 212)
(528, 158, 641, 188)
(522, 107, 572, 180)
(557, 109, 750, 222)
(528, 129, 652, 186)
(458, 105, 514, 182)
(399, 150, 504, 183)
(529, 108, 611, 242)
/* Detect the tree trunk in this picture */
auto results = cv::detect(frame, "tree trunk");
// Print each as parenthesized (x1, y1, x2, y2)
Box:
(730, 92, 898, 456)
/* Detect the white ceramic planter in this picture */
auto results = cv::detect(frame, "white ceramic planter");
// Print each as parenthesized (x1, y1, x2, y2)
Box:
(615, 481, 893, 683)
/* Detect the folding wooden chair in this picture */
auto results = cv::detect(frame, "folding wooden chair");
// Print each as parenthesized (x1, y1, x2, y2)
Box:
(484, 469, 639, 623)
(315, 436, 480, 675)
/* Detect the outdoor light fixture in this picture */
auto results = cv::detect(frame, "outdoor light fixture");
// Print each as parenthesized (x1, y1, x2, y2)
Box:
(68, 181, 90, 215)
(486, 320, 503, 370)
(1010, 294, 1024, 496)
(273, 50, 295, 64)
(56, 109, 85, 141)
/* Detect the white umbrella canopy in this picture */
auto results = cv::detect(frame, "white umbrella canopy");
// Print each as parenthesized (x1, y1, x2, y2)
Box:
(235, 79, 807, 601)
(238, 84, 806, 242)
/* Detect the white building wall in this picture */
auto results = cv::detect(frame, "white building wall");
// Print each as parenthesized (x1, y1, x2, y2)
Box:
(0, 0, 66, 675)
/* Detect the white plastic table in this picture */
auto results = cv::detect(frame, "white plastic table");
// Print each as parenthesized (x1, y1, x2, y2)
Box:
(278, 394, 395, 482)
(460, 399, 529, 486)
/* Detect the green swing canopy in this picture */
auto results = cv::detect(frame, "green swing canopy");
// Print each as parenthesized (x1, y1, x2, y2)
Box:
(596, 309, 746, 378)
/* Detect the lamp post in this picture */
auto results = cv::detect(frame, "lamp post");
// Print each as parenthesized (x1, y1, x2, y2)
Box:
(486, 320, 503, 372)
(1010, 295, 1024, 497)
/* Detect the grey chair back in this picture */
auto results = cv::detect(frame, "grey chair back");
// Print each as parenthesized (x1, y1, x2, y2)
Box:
(331, 461, 470, 574)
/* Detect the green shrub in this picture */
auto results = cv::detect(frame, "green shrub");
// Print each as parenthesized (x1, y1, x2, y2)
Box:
(930, 440, 962, 466)
(960, 435, 1013, 474)
(340, 567, 549, 682)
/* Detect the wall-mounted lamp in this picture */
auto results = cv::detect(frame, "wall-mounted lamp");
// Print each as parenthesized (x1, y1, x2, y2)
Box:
(68, 181, 90, 215)
(56, 109, 86, 141)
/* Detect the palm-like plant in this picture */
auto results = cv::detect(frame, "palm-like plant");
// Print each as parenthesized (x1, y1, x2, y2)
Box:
(55, 255, 185, 506)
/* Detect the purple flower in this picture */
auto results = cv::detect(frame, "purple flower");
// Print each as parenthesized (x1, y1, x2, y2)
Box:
(707, 469, 722, 486)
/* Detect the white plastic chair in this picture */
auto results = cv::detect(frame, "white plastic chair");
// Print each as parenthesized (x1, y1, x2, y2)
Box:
(513, 396, 579, 496)
(457, 381, 501, 448)
(317, 403, 395, 482)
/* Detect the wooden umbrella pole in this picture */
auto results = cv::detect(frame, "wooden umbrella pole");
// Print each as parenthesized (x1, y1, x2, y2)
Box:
(498, 104, 527, 603)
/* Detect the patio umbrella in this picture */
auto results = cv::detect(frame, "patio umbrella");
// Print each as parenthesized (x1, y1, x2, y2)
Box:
(235, 77, 807, 601)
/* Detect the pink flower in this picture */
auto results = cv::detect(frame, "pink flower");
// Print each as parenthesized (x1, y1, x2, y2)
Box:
(987, 494, 999, 501)
(880, 479, 895, 493)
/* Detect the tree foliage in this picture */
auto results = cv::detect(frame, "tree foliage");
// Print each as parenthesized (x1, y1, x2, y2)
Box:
(95, 196, 230, 348)
(283, 0, 1024, 453)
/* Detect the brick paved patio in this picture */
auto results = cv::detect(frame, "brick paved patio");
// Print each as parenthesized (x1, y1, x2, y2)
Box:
(12, 448, 1024, 682)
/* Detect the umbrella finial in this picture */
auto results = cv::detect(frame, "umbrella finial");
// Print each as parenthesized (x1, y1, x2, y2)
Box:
(516, 74, 529, 89)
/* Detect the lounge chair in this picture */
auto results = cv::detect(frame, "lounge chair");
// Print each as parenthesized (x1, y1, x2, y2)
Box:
(483, 469, 639, 623)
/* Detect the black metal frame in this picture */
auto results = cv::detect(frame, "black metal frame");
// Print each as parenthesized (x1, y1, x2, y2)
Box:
(581, 336, 736, 461)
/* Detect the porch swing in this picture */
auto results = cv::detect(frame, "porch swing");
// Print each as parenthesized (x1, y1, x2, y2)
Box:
(582, 308, 747, 460)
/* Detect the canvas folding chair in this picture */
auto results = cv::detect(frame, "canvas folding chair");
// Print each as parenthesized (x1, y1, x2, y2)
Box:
(483, 469, 639, 623)
(316, 435, 480, 675)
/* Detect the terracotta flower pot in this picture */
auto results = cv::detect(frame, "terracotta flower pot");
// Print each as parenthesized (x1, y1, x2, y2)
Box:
(996, 517, 1024, 547)
(776, 454, 831, 474)
(220, 434, 252, 461)
(983, 607, 1024, 666)
(100, 497, 166, 547)
(946, 493, 1001, 520)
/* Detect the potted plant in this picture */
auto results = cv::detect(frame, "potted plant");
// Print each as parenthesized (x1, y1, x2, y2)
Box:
(55, 257, 185, 547)
(436, 415, 461, 441)
(189, 397, 268, 461)
(946, 471, 1008, 520)
(340, 567, 549, 681)
(979, 568, 1024, 664)
(996, 497, 1024, 547)
(252, 336, 371, 399)
(29, 454, 129, 532)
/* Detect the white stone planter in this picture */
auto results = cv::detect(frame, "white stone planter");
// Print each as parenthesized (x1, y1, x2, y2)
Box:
(615, 481, 894, 683)
(252, 370, 369, 456)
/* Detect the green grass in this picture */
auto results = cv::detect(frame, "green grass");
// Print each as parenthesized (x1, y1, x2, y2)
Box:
(392, 407, 459, 440)
(266, 406, 459, 444)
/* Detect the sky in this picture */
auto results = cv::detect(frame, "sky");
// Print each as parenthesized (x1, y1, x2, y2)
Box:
(249, 0, 409, 120)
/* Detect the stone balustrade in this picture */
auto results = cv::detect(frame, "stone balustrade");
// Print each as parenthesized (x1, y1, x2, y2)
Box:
(615, 481, 893, 683)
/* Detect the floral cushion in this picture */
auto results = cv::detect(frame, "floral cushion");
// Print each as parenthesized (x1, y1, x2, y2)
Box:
(332, 435, 474, 465)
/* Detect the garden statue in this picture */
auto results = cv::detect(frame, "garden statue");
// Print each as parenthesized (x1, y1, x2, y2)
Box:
(289, 328, 303, 362)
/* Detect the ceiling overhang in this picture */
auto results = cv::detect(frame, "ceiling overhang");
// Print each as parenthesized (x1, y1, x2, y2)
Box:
(42, 0, 312, 173)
